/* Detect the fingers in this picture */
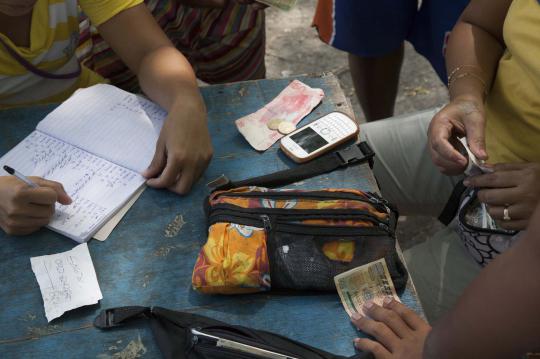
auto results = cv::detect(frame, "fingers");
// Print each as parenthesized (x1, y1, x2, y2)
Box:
(8, 203, 55, 219)
(497, 219, 529, 231)
(488, 203, 530, 220)
(477, 187, 521, 206)
(352, 312, 400, 352)
(428, 115, 468, 174)
(463, 110, 487, 160)
(360, 299, 411, 339)
(0, 214, 51, 236)
(465, 171, 519, 189)
(353, 338, 391, 359)
(29, 177, 72, 205)
(487, 204, 531, 230)
(146, 144, 212, 195)
(146, 157, 181, 189)
(170, 165, 196, 195)
(142, 137, 166, 179)
(382, 298, 429, 331)
(170, 155, 212, 194)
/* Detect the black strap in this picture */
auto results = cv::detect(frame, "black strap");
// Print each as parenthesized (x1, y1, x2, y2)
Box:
(207, 141, 375, 191)
(438, 180, 467, 226)
(94, 306, 151, 329)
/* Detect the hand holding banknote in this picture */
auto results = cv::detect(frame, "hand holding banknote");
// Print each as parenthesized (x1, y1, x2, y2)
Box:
(335, 258, 430, 358)
(351, 297, 431, 359)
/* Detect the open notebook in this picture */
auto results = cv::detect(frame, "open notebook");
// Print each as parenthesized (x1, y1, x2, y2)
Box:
(0, 84, 167, 242)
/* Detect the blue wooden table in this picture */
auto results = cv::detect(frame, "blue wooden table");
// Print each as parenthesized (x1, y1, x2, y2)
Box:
(0, 73, 424, 358)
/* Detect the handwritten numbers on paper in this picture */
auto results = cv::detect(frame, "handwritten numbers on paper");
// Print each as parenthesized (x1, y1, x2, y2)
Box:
(30, 243, 103, 322)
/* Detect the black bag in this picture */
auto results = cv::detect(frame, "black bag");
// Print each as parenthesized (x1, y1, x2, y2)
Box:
(439, 182, 519, 267)
(192, 142, 408, 294)
(94, 306, 374, 359)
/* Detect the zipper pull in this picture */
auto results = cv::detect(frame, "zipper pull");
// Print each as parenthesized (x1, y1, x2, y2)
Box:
(260, 215, 272, 232)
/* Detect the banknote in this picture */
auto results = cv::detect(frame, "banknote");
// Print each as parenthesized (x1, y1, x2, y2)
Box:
(257, 0, 297, 11)
(457, 137, 497, 229)
(235, 80, 324, 151)
(334, 258, 400, 317)
(457, 136, 493, 176)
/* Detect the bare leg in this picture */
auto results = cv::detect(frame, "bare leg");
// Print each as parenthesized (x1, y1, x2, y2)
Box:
(349, 44, 404, 121)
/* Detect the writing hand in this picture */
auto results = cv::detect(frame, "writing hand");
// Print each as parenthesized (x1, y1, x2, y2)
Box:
(143, 99, 213, 195)
(352, 298, 431, 359)
(428, 98, 487, 175)
(465, 162, 540, 231)
(0, 176, 72, 235)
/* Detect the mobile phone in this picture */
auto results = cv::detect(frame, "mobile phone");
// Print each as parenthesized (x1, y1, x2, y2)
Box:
(280, 111, 359, 163)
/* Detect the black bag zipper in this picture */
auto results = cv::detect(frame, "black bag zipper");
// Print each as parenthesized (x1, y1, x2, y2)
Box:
(214, 190, 390, 213)
(191, 326, 305, 359)
(210, 203, 389, 225)
(209, 213, 391, 237)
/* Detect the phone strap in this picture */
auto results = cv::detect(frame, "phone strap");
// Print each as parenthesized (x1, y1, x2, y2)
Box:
(207, 141, 375, 191)
(0, 35, 81, 80)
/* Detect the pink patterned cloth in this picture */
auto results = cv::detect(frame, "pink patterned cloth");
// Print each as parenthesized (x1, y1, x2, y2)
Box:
(235, 80, 324, 151)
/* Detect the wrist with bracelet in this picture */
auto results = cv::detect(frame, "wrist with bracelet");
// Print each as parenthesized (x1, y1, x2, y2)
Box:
(447, 65, 489, 99)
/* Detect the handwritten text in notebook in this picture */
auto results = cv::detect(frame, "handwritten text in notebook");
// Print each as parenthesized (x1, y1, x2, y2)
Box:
(0, 84, 165, 242)
(36, 84, 167, 173)
(0, 131, 144, 242)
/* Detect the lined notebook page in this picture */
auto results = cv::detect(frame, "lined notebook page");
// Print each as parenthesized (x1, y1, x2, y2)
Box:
(0, 131, 145, 242)
(37, 84, 167, 173)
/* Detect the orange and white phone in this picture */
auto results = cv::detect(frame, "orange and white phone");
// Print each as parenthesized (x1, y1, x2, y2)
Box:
(280, 111, 359, 163)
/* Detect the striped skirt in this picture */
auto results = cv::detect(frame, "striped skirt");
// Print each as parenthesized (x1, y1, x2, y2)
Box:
(78, 1, 266, 91)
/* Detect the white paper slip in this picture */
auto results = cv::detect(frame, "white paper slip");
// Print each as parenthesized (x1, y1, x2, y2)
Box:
(30, 243, 103, 322)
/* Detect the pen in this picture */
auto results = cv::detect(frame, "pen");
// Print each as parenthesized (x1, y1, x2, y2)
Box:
(3, 165, 39, 188)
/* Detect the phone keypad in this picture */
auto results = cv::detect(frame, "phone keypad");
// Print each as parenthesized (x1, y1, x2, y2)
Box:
(311, 113, 356, 143)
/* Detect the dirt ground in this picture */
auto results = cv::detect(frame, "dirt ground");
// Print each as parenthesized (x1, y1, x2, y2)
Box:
(265, 0, 448, 248)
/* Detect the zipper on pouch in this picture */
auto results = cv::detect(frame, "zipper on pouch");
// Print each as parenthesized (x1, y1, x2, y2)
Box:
(210, 204, 389, 227)
(209, 212, 392, 237)
(215, 190, 390, 213)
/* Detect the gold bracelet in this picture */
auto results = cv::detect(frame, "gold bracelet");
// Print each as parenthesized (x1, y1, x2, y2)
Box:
(448, 72, 487, 88)
(448, 72, 488, 98)
(447, 64, 484, 85)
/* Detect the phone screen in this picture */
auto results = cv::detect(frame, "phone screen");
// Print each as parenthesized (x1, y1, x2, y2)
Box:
(290, 127, 328, 154)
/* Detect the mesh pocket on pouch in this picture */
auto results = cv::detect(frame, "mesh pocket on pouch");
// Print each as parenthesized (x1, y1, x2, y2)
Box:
(269, 231, 407, 291)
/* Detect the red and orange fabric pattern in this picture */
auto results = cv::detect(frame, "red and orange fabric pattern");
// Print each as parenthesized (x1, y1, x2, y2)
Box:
(192, 187, 389, 294)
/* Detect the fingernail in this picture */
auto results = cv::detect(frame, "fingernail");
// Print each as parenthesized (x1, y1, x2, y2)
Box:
(351, 312, 362, 321)
(353, 338, 361, 345)
(383, 296, 393, 306)
(363, 300, 374, 310)
(463, 179, 470, 186)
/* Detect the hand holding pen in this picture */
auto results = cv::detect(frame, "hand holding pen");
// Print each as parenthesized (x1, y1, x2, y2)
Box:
(0, 166, 72, 236)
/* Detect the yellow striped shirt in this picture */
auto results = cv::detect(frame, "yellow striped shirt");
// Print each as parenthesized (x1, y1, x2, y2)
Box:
(0, 0, 142, 108)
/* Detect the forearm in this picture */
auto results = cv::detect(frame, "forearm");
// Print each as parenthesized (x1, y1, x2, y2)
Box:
(96, 4, 205, 114)
(424, 219, 540, 358)
(137, 46, 205, 114)
(445, 0, 512, 103)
